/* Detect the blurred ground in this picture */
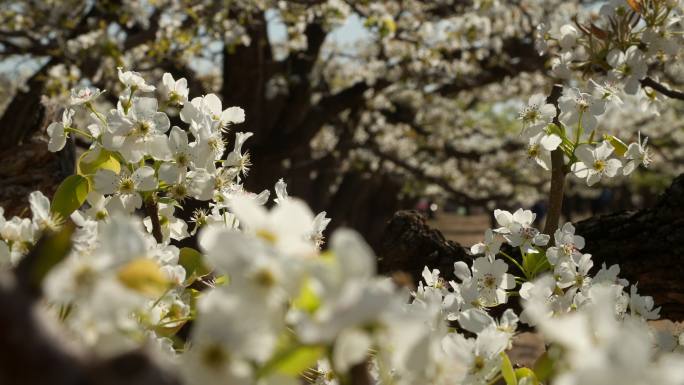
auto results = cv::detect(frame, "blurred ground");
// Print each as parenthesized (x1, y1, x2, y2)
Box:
(428, 212, 490, 247)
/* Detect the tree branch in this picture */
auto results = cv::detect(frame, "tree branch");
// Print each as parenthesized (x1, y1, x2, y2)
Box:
(641, 77, 684, 101)
(362, 140, 511, 206)
(543, 84, 566, 235)
(144, 199, 164, 243)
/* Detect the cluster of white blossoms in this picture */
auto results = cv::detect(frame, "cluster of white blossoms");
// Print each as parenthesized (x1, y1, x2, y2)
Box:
(521, 0, 682, 186)
(0, 65, 681, 385)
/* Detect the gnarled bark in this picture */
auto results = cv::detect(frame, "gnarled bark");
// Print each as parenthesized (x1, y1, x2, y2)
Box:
(377, 210, 469, 285)
(576, 173, 684, 320)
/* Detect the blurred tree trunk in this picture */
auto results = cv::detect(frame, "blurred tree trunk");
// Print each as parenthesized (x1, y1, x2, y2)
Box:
(0, 60, 53, 151)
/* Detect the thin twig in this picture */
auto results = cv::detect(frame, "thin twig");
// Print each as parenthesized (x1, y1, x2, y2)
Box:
(641, 77, 684, 101)
(543, 84, 566, 236)
(144, 198, 164, 243)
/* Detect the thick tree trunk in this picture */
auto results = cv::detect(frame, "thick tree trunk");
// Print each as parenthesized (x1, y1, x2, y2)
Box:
(576, 173, 684, 320)
(377, 174, 684, 320)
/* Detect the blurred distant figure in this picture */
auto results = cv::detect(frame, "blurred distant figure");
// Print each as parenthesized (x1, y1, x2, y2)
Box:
(415, 198, 438, 219)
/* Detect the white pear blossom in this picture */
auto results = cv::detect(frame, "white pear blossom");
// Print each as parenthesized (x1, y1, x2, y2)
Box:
(104, 97, 171, 162)
(471, 257, 515, 306)
(526, 132, 561, 170)
(181, 94, 245, 129)
(224, 132, 253, 178)
(623, 132, 653, 175)
(559, 24, 579, 51)
(555, 253, 593, 289)
(559, 87, 606, 133)
(607, 46, 648, 95)
(93, 167, 158, 212)
(470, 229, 502, 261)
(546, 222, 585, 266)
(46, 108, 75, 152)
(28, 190, 60, 232)
(160, 72, 189, 105)
(225, 195, 316, 257)
(442, 327, 509, 384)
(274, 178, 289, 204)
(629, 284, 661, 320)
(493, 208, 549, 252)
(571, 141, 622, 186)
(69, 86, 103, 106)
(518, 93, 556, 138)
(117, 67, 155, 92)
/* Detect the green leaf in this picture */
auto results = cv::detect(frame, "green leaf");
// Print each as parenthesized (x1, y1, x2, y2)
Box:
(158, 196, 182, 209)
(178, 247, 211, 280)
(51, 175, 90, 218)
(603, 134, 628, 157)
(522, 251, 549, 279)
(501, 352, 517, 385)
(77, 148, 121, 176)
(514, 368, 539, 385)
(18, 222, 75, 291)
(532, 351, 556, 382)
(259, 342, 325, 378)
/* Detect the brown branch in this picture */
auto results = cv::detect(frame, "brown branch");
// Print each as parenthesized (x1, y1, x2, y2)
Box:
(543, 84, 566, 235)
(641, 77, 684, 101)
(362, 140, 510, 206)
(144, 199, 164, 243)
(261, 79, 390, 157)
(349, 361, 373, 385)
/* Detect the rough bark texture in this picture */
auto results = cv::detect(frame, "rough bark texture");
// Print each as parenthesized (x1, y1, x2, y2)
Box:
(0, 137, 73, 217)
(0, 61, 52, 151)
(377, 210, 470, 285)
(576, 173, 684, 320)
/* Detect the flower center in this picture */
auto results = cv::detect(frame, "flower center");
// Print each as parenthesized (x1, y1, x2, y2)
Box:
(202, 343, 229, 369)
(136, 120, 152, 136)
(256, 229, 277, 244)
(575, 96, 589, 112)
(483, 274, 497, 289)
(176, 153, 190, 167)
(169, 183, 188, 201)
(208, 135, 225, 155)
(520, 227, 538, 239)
(521, 106, 540, 123)
(254, 268, 277, 288)
(471, 355, 486, 373)
(562, 243, 575, 256)
(527, 144, 540, 158)
(118, 176, 135, 194)
(593, 159, 606, 172)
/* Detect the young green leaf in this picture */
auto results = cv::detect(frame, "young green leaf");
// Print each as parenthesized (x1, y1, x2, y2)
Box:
(501, 352, 517, 385)
(51, 175, 90, 218)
